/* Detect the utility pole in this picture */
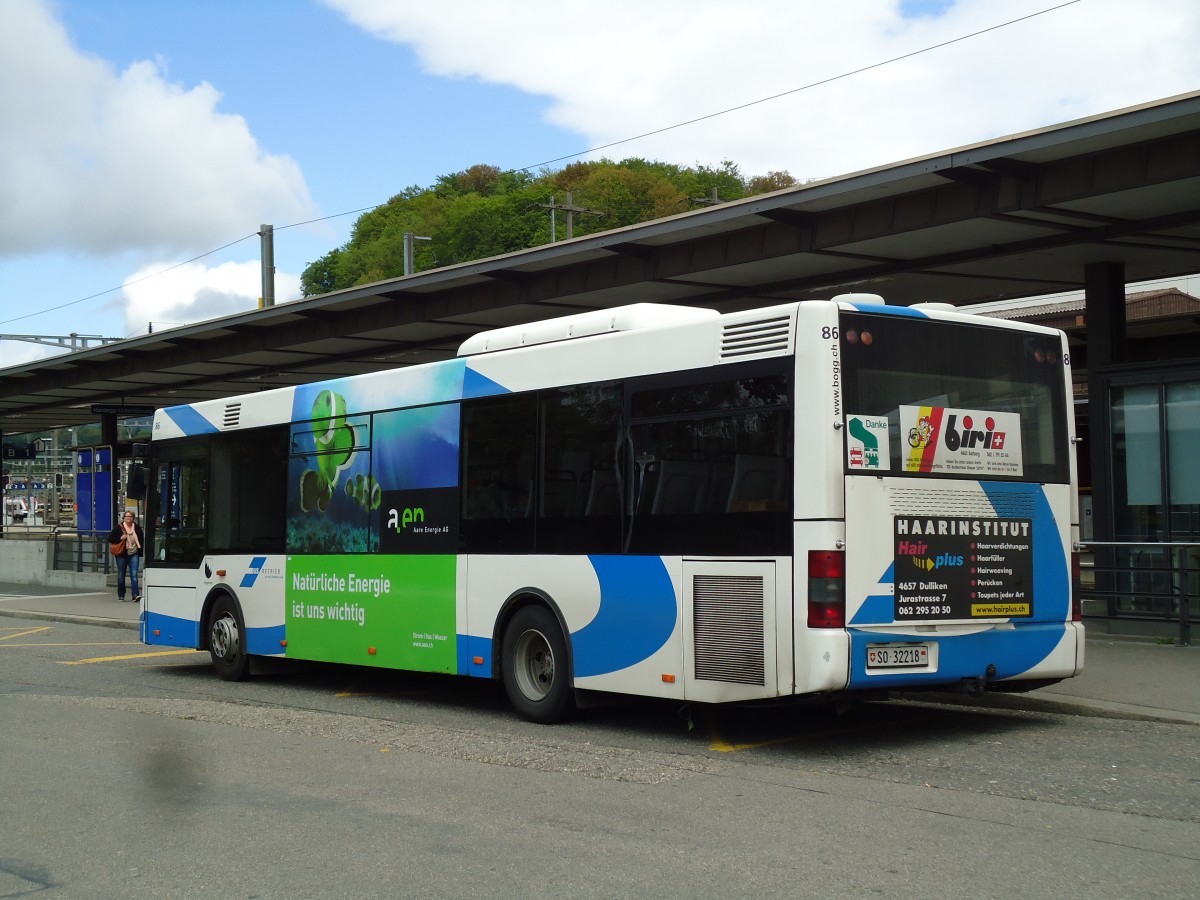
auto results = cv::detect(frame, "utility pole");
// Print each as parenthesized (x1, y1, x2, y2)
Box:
(259, 224, 275, 308)
(688, 187, 722, 206)
(403, 232, 432, 276)
(540, 192, 603, 241)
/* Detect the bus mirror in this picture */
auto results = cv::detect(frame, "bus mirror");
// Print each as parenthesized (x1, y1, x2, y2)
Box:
(126, 465, 148, 500)
(132, 442, 150, 460)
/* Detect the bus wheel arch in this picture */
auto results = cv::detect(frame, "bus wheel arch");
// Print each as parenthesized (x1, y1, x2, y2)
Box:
(496, 593, 575, 724)
(204, 589, 250, 682)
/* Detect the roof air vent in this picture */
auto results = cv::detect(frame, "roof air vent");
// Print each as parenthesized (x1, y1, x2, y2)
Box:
(223, 402, 242, 428)
(719, 314, 793, 360)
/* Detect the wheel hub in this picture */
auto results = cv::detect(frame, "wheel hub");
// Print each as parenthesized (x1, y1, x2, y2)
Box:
(211, 614, 239, 660)
(515, 629, 554, 700)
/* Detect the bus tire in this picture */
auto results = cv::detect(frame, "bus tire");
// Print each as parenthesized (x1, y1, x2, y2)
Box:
(501, 605, 573, 723)
(208, 594, 250, 682)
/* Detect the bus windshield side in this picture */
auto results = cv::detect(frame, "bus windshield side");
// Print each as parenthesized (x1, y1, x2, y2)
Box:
(839, 312, 1070, 484)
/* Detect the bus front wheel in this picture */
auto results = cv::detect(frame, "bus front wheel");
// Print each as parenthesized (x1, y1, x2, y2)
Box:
(208, 595, 250, 682)
(501, 605, 573, 723)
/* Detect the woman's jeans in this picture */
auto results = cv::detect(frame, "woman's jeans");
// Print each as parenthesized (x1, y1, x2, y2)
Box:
(116, 552, 140, 600)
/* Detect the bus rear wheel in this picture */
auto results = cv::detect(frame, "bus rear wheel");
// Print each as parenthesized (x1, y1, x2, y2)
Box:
(501, 605, 573, 723)
(208, 594, 250, 682)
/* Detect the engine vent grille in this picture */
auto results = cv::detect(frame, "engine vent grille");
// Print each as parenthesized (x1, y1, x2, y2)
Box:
(223, 403, 242, 428)
(885, 486, 1037, 518)
(720, 315, 793, 360)
(692, 574, 765, 685)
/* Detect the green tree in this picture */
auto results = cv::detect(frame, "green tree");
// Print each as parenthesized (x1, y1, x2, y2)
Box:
(435, 189, 548, 263)
(565, 163, 683, 233)
(747, 170, 799, 194)
(300, 158, 805, 296)
(300, 247, 344, 296)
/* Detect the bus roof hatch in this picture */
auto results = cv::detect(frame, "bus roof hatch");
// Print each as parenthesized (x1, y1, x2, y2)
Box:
(457, 303, 719, 356)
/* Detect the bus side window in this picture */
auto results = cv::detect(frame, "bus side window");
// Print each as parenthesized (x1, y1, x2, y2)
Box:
(627, 365, 792, 556)
(538, 382, 623, 554)
(210, 428, 288, 554)
(726, 453, 787, 513)
(149, 447, 209, 565)
(461, 395, 536, 553)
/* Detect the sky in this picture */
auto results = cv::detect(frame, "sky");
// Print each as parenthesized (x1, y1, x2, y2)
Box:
(1, 0, 1198, 367)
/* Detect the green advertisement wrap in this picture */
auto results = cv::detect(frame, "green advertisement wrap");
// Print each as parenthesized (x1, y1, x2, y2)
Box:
(285, 555, 457, 672)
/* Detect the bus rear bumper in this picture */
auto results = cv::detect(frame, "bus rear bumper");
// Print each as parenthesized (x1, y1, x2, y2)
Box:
(845, 620, 1081, 691)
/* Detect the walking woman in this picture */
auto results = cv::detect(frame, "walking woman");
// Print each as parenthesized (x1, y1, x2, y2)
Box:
(108, 511, 145, 602)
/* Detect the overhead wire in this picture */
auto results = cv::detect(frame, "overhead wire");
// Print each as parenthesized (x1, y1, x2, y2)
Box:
(0, 232, 257, 328)
(1, 0, 1085, 331)
(522, 0, 1083, 171)
(0, 208, 381, 329)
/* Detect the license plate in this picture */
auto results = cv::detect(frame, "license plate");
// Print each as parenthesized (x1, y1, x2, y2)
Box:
(866, 643, 929, 668)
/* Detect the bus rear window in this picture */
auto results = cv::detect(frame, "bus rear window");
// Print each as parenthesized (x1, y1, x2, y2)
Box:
(839, 312, 1069, 484)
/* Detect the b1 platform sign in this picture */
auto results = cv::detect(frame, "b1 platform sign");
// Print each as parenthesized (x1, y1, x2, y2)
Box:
(2, 443, 36, 460)
(76, 445, 114, 533)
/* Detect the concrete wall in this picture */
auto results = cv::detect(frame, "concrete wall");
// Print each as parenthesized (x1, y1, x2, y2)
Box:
(0, 537, 108, 590)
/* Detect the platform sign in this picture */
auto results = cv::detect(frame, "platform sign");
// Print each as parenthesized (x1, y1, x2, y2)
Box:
(90, 405, 155, 417)
(76, 445, 114, 533)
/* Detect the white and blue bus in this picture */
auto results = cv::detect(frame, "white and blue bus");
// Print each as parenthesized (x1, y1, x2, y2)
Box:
(142, 295, 1083, 722)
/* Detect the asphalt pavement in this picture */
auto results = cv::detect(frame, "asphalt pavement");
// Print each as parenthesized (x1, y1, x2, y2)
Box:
(1, 580, 1195, 725)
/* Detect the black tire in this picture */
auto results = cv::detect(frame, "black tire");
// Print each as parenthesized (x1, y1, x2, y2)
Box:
(207, 594, 250, 682)
(501, 605, 574, 723)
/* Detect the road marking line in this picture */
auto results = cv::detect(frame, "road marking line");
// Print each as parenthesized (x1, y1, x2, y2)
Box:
(0, 592, 113, 603)
(0, 626, 52, 641)
(62, 649, 206, 665)
(3, 642, 141, 647)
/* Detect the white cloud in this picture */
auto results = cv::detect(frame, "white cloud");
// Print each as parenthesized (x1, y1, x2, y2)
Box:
(0, 258, 303, 362)
(120, 260, 302, 338)
(0, 0, 317, 258)
(323, 0, 1200, 180)
(0, 339, 63, 368)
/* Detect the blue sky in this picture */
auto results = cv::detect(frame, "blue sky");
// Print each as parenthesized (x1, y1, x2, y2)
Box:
(1, 0, 1198, 365)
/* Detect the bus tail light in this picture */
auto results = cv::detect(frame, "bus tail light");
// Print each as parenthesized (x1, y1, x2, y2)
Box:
(808, 550, 846, 628)
(1071, 551, 1082, 622)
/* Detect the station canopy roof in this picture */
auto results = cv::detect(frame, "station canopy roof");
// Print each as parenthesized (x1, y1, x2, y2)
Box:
(3, 91, 1199, 436)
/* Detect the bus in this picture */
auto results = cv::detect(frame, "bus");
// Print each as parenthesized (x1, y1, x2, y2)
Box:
(141, 295, 1083, 722)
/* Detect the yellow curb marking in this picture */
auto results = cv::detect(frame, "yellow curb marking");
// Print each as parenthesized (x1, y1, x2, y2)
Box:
(0, 626, 52, 641)
(708, 709, 938, 752)
(708, 731, 805, 753)
(62, 649, 206, 665)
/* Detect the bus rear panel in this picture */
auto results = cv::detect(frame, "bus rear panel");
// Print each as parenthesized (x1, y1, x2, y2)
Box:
(836, 303, 1082, 694)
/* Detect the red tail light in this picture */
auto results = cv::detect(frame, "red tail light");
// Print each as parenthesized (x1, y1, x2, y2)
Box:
(1071, 551, 1082, 622)
(808, 550, 846, 628)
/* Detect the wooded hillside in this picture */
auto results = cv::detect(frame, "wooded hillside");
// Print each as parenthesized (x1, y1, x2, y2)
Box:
(301, 159, 798, 296)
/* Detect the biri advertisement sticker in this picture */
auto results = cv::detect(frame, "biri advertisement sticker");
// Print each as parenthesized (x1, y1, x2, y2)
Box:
(899, 405, 1023, 477)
